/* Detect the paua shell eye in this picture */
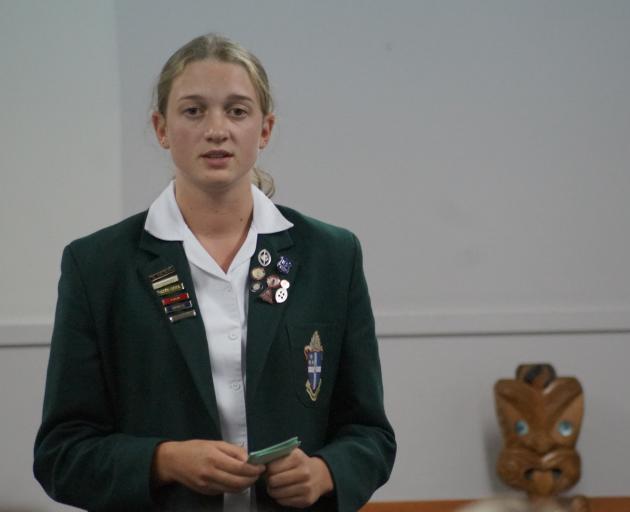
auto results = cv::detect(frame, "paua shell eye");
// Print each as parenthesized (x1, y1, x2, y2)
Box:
(557, 420, 574, 437)
(514, 419, 529, 436)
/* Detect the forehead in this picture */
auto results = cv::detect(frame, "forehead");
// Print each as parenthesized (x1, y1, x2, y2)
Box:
(170, 59, 257, 102)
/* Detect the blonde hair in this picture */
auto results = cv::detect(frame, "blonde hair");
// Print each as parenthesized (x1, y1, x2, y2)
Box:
(154, 33, 275, 197)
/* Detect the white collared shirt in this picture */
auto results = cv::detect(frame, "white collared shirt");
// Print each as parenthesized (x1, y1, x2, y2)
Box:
(145, 181, 293, 510)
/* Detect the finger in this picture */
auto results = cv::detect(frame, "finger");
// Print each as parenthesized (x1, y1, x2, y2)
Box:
(217, 458, 265, 478)
(203, 467, 261, 493)
(270, 485, 317, 508)
(210, 448, 264, 477)
(267, 481, 307, 499)
(266, 467, 307, 489)
(214, 441, 249, 461)
(266, 448, 303, 474)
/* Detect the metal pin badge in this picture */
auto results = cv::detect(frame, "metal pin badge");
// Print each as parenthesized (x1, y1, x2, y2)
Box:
(275, 287, 288, 303)
(155, 282, 185, 296)
(152, 274, 179, 290)
(169, 309, 197, 323)
(164, 300, 193, 314)
(257, 248, 272, 267)
(149, 266, 176, 282)
(259, 288, 275, 304)
(266, 275, 282, 289)
(251, 267, 266, 281)
(250, 280, 266, 294)
(161, 292, 190, 306)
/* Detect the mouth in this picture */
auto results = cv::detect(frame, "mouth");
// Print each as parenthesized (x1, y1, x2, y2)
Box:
(201, 150, 233, 159)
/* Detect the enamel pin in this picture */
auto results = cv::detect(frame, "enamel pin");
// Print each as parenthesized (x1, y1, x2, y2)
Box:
(149, 266, 197, 323)
(304, 331, 323, 401)
(276, 255, 293, 275)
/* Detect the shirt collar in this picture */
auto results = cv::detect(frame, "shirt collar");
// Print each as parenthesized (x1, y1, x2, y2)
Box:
(144, 180, 293, 242)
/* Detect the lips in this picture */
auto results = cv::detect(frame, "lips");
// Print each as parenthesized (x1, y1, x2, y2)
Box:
(202, 150, 233, 158)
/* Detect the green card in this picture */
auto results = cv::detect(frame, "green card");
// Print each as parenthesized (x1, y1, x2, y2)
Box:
(247, 436, 301, 465)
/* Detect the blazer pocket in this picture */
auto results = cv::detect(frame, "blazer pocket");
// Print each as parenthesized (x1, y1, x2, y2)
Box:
(287, 322, 340, 408)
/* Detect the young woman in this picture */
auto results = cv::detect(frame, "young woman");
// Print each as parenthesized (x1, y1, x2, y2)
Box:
(34, 34, 395, 511)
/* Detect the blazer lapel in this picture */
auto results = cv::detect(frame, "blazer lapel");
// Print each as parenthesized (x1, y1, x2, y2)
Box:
(246, 229, 299, 404)
(137, 229, 221, 433)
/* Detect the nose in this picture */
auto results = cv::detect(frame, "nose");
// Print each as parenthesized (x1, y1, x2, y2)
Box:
(529, 432, 555, 455)
(204, 116, 228, 143)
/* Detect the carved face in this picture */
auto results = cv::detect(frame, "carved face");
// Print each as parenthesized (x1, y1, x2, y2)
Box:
(494, 364, 584, 497)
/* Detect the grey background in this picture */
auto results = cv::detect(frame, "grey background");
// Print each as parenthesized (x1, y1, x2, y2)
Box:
(1, 1, 629, 509)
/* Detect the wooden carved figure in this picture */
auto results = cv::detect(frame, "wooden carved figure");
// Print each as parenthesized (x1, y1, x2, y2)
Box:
(494, 364, 589, 512)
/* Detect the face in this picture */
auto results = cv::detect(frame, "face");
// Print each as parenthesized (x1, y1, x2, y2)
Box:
(153, 59, 274, 195)
(494, 364, 584, 497)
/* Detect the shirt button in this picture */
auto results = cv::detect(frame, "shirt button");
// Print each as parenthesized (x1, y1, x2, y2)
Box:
(229, 331, 239, 340)
(231, 382, 242, 391)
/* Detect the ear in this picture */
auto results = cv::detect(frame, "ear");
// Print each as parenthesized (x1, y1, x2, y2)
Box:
(152, 111, 169, 149)
(259, 113, 275, 150)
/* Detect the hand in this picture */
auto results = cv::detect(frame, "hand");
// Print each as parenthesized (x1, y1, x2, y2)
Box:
(265, 448, 334, 508)
(152, 440, 264, 495)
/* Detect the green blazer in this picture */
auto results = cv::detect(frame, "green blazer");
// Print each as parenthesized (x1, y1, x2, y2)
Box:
(34, 206, 396, 511)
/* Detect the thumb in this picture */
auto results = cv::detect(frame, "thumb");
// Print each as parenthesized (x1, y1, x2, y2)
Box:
(216, 441, 249, 462)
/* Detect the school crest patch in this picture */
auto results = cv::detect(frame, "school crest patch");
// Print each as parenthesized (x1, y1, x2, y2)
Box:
(304, 331, 323, 401)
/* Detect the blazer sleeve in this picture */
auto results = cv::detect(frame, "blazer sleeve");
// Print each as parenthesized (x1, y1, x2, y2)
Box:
(314, 234, 396, 511)
(33, 245, 166, 511)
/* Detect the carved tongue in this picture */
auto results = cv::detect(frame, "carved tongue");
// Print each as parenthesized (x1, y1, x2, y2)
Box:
(532, 470, 555, 496)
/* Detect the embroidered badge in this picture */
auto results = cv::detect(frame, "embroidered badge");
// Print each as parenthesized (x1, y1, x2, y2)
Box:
(149, 266, 197, 323)
(304, 331, 323, 401)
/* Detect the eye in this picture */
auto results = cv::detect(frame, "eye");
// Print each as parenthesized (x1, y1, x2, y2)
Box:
(514, 419, 529, 436)
(183, 106, 203, 117)
(557, 420, 574, 437)
(228, 107, 248, 118)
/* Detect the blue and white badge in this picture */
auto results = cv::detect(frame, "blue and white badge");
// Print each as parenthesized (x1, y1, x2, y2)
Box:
(276, 255, 293, 275)
(304, 331, 323, 401)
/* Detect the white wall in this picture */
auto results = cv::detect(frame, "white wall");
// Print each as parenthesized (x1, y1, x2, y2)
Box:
(0, 0, 120, 509)
(0, 0, 122, 326)
(1, 1, 629, 509)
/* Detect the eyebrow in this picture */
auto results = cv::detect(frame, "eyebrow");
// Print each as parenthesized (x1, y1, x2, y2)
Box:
(176, 94, 256, 104)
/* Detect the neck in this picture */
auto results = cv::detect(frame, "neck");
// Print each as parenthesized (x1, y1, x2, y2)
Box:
(174, 177, 254, 240)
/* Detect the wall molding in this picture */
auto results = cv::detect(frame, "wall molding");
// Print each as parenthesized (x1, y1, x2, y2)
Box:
(375, 307, 630, 338)
(0, 319, 53, 347)
(2, 306, 630, 347)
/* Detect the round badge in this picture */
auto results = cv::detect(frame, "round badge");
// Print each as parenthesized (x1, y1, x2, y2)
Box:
(266, 275, 281, 289)
(250, 267, 266, 281)
(250, 281, 266, 294)
(257, 249, 272, 267)
(280, 279, 290, 289)
(275, 288, 288, 303)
